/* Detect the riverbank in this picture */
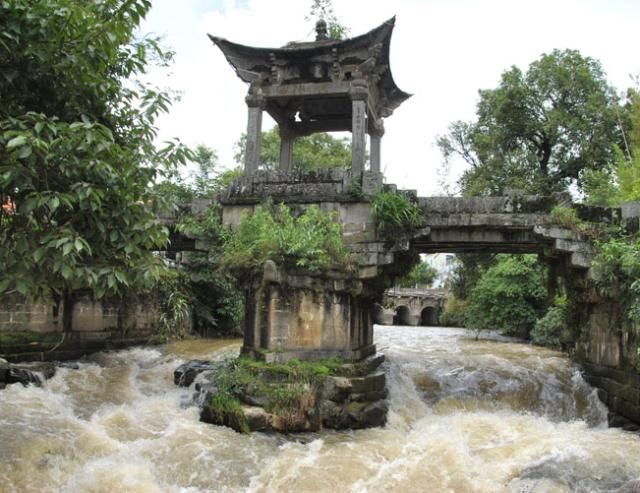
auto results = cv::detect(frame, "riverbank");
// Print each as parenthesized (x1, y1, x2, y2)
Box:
(0, 333, 155, 363)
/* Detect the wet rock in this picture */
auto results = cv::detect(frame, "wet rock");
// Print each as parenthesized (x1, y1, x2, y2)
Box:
(321, 376, 352, 402)
(321, 399, 388, 429)
(334, 353, 385, 377)
(0, 358, 9, 382)
(19, 362, 56, 380)
(6, 367, 43, 386)
(192, 356, 389, 433)
(617, 480, 640, 493)
(350, 388, 389, 402)
(350, 372, 386, 394)
(200, 402, 248, 433)
(0, 362, 56, 387)
(242, 406, 273, 432)
(239, 385, 270, 407)
(174, 360, 219, 387)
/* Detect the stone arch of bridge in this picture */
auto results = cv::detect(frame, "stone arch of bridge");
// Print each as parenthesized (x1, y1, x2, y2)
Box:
(421, 306, 438, 326)
(393, 305, 414, 326)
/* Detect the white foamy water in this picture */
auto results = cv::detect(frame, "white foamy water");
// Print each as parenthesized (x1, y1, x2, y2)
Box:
(1, 327, 639, 493)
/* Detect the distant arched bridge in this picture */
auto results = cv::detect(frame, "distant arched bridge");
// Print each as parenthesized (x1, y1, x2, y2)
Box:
(373, 288, 447, 327)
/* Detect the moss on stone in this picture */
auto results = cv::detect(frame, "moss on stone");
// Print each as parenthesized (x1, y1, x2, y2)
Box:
(0, 331, 62, 346)
(204, 356, 360, 432)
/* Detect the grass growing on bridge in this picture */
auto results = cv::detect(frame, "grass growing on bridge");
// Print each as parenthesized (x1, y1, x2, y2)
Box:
(371, 191, 424, 235)
(220, 202, 353, 280)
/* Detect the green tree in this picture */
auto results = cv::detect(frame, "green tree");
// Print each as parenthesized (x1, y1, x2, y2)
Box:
(583, 88, 640, 205)
(450, 254, 496, 300)
(465, 255, 547, 338)
(0, 0, 190, 331)
(438, 49, 620, 196)
(153, 147, 245, 337)
(398, 260, 437, 289)
(234, 128, 352, 171)
(190, 145, 219, 198)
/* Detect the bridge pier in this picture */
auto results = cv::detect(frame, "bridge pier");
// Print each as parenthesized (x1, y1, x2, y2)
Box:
(241, 261, 376, 363)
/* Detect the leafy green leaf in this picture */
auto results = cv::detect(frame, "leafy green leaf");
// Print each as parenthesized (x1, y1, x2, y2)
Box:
(7, 135, 27, 148)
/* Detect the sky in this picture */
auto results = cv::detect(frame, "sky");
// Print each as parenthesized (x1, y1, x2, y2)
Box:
(141, 0, 640, 196)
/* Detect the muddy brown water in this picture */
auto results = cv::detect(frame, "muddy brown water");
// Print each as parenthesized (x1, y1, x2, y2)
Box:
(1, 326, 639, 493)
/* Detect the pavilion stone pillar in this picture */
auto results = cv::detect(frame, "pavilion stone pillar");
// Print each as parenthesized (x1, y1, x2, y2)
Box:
(369, 120, 384, 173)
(244, 91, 265, 174)
(279, 126, 295, 172)
(350, 81, 369, 175)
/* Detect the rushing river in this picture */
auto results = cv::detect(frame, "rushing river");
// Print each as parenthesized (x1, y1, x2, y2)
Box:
(1, 326, 640, 493)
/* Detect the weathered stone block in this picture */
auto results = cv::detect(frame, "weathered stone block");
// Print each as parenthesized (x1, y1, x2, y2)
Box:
(355, 252, 378, 266)
(350, 372, 386, 394)
(571, 252, 593, 269)
(358, 266, 378, 279)
(322, 376, 353, 402)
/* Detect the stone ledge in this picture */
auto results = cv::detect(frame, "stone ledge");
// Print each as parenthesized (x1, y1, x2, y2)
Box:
(242, 344, 377, 364)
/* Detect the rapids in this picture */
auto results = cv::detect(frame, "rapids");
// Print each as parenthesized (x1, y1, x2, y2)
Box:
(1, 326, 639, 493)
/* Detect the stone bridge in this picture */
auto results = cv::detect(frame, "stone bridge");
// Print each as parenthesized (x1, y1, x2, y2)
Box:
(181, 176, 639, 425)
(163, 17, 640, 427)
(183, 168, 630, 362)
(374, 288, 447, 326)
(215, 169, 623, 274)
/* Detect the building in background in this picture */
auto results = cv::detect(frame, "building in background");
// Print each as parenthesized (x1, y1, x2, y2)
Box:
(424, 253, 456, 289)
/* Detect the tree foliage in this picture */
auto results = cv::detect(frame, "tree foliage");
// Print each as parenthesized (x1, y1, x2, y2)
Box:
(450, 254, 496, 300)
(592, 237, 640, 336)
(234, 127, 352, 171)
(159, 149, 245, 337)
(398, 260, 437, 289)
(221, 203, 353, 281)
(0, 0, 190, 330)
(465, 255, 547, 337)
(531, 295, 569, 348)
(583, 88, 640, 206)
(438, 49, 620, 196)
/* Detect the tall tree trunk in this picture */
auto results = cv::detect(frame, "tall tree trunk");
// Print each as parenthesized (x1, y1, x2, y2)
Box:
(62, 288, 75, 334)
(117, 295, 129, 338)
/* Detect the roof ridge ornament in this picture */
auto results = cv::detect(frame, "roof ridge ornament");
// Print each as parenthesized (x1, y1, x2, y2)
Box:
(315, 19, 329, 41)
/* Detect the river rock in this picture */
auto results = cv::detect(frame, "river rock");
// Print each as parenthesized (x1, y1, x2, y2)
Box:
(1, 362, 56, 387)
(174, 360, 219, 387)
(335, 353, 385, 377)
(0, 358, 9, 382)
(191, 356, 389, 433)
(242, 405, 273, 432)
(321, 399, 388, 429)
(350, 372, 386, 394)
(321, 376, 353, 402)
